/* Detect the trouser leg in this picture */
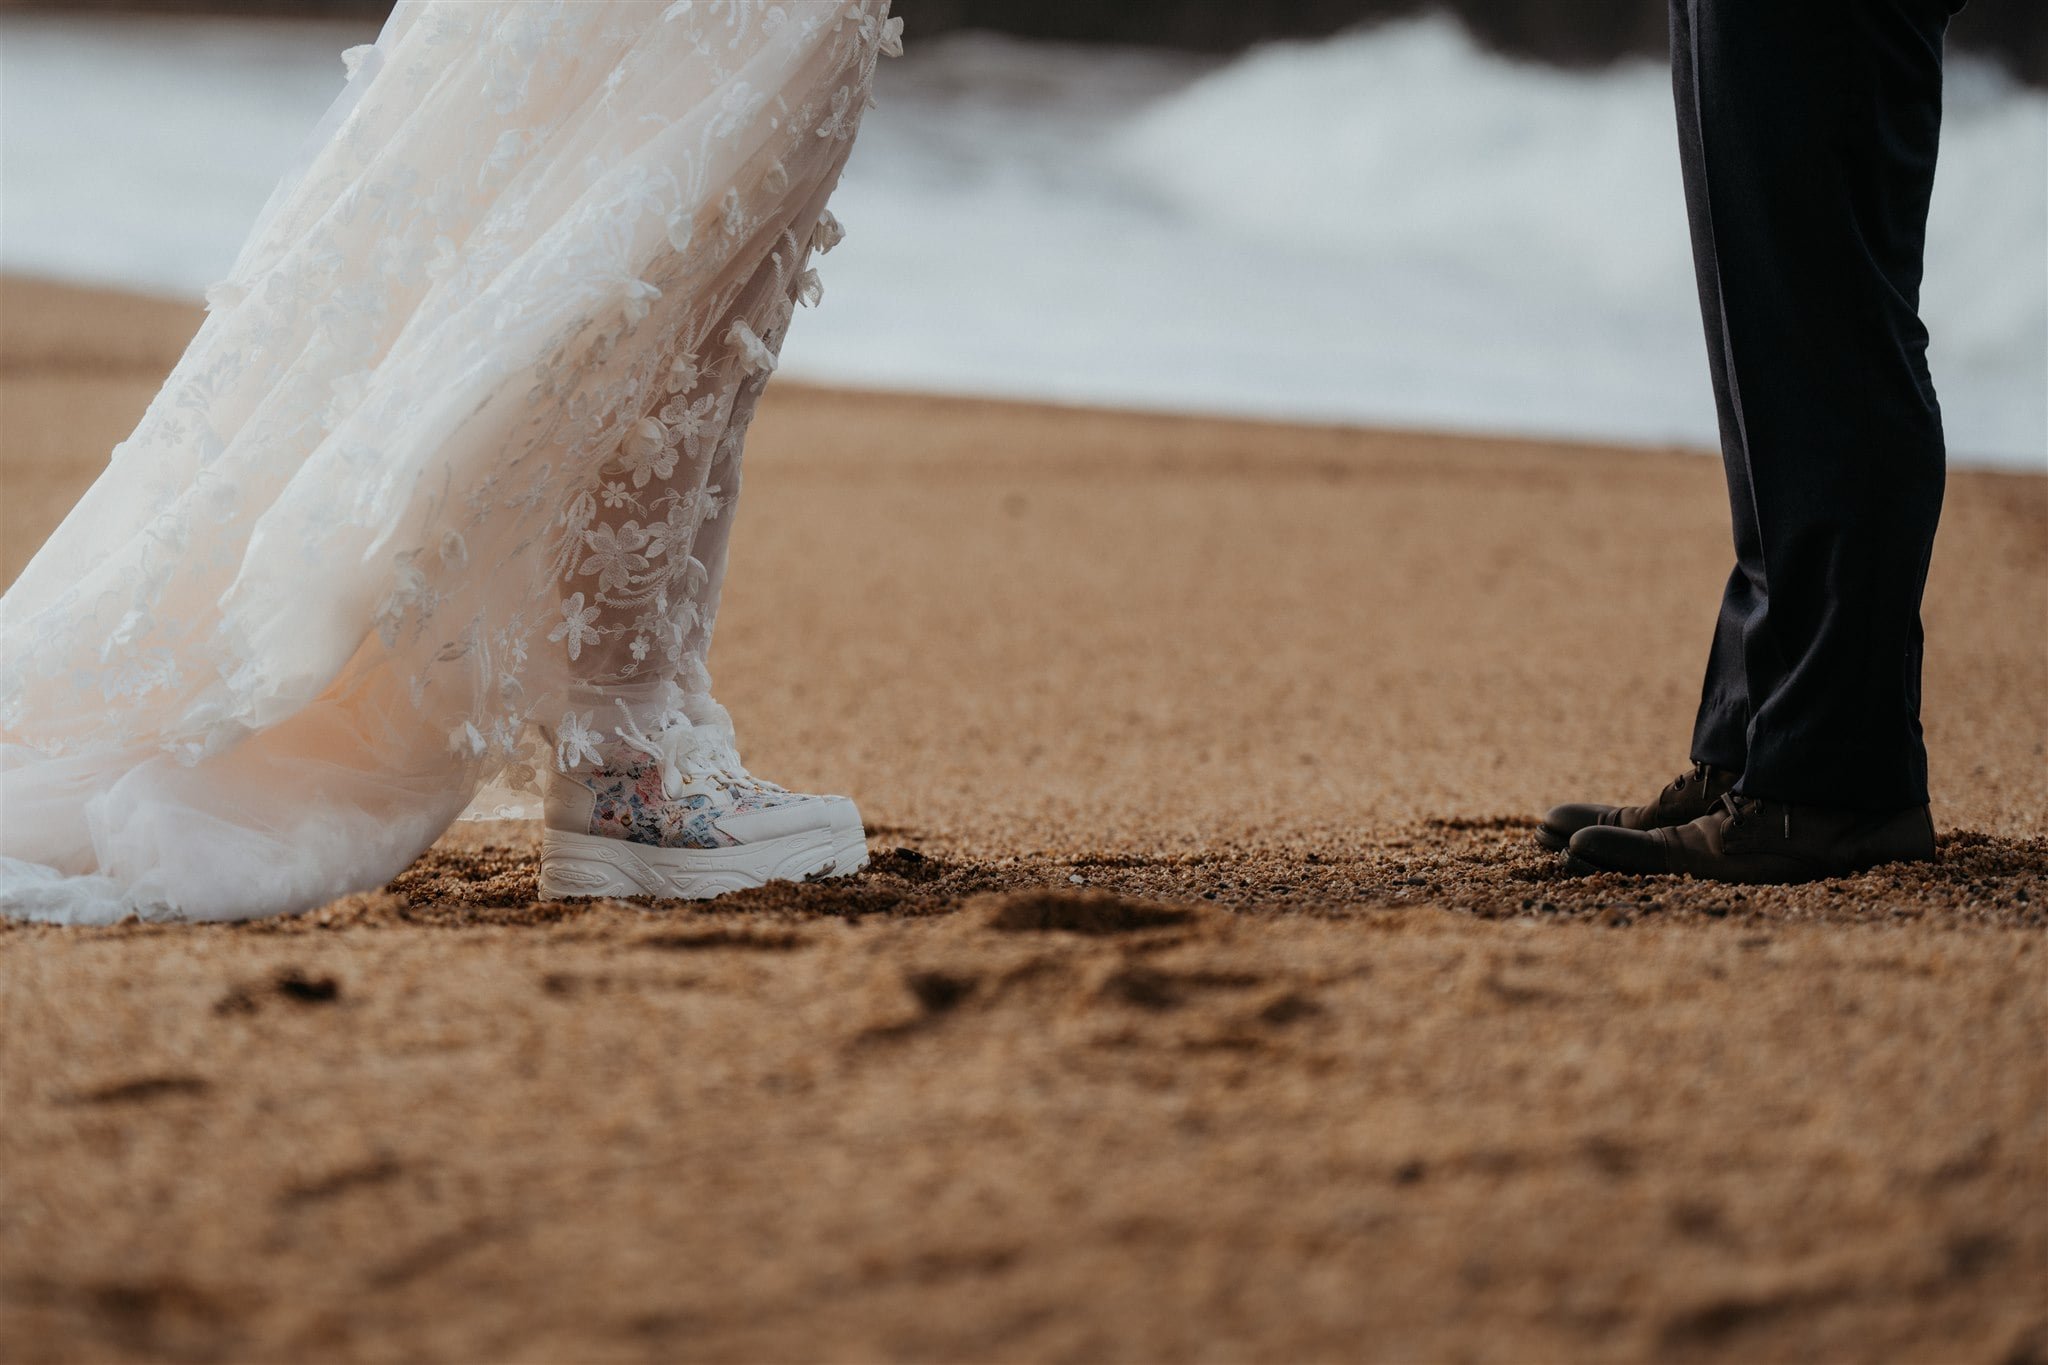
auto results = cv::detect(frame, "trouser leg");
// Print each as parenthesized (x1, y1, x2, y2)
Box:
(1673, 0, 1954, 809)
(1670, 0, 1758, 776)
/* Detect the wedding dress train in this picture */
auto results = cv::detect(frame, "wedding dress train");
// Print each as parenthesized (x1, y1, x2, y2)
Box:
(0, 0, 900, 923)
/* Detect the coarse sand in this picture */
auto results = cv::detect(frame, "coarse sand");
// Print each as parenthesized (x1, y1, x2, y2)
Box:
(3, 278, 2044, 1362)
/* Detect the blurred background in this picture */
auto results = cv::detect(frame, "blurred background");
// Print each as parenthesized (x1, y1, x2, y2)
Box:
(3, 0, 2043, 465)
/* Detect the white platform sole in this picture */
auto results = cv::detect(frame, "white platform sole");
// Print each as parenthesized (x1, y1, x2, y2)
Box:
(538, 821, 869, 901)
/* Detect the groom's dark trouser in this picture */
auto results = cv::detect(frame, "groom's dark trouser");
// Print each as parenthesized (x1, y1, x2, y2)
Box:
(1672, 0, 1959, 810)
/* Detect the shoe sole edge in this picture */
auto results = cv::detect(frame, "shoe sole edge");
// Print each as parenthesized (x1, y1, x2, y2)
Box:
(1561, 851, 1614, 878)
(538, 825, 870, 901)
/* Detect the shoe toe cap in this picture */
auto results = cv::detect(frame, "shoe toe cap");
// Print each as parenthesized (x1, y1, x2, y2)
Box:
(716, 797, 846, 843)
(1541, 802, 1615, 843)
(826, 794, 865, 840)
(1567, 824, 1666, 875)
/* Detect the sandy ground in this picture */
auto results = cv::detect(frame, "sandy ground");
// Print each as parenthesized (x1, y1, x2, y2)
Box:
(2, 277, 2044, 1362)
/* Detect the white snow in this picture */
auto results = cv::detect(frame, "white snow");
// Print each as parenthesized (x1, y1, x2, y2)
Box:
(2, 12, 2041, 467)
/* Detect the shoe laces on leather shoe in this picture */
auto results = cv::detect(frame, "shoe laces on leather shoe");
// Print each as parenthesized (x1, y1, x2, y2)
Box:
(1668, 762, 1710, 795)
(1715, 792, 1794, 842)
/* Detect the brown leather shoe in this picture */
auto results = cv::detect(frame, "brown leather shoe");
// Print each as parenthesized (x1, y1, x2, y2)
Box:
(1535, 762, 1739, 853)
(1564, 792, 1936, 884)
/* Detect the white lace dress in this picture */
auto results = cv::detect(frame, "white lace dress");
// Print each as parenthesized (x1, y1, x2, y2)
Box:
(0, 0, 901, 923)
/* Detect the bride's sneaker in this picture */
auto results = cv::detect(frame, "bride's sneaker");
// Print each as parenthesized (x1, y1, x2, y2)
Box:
(539, 713, 866, 901)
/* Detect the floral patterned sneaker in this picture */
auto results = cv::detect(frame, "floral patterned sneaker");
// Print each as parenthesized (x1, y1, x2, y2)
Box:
(539, 710, 867, 901)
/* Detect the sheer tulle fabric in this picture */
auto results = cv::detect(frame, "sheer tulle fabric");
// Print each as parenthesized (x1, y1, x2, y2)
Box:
(0, 0, 898, 923)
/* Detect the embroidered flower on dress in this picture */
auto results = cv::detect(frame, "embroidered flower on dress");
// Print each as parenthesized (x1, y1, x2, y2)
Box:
(713, 82, 770, 138)
(449, 720, 487, 758)
(817, 86, 856, 140)
(578, 521, 651, 595)
(856, 10, 904, 59)
(669, 554, 711, 600)
(618, 417, 679, 487)
(664, 392, 723, 459)
(727, 320, 777, 376)
(555, 710, 605, 770)
(665, 353, 701, 394)
(621, 276, 662, 325)
(203, 279, 248, 313)
(814, 209, 846, 253)
(640, 501, 694, 561)
(548, 592, 602, 660)
(499, 620, 530, 670)
(665, 210, 696, 254)
(681, 483, 724, 528)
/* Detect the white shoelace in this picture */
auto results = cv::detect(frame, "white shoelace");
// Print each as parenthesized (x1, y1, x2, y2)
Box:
(611, 702, 747, 800)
